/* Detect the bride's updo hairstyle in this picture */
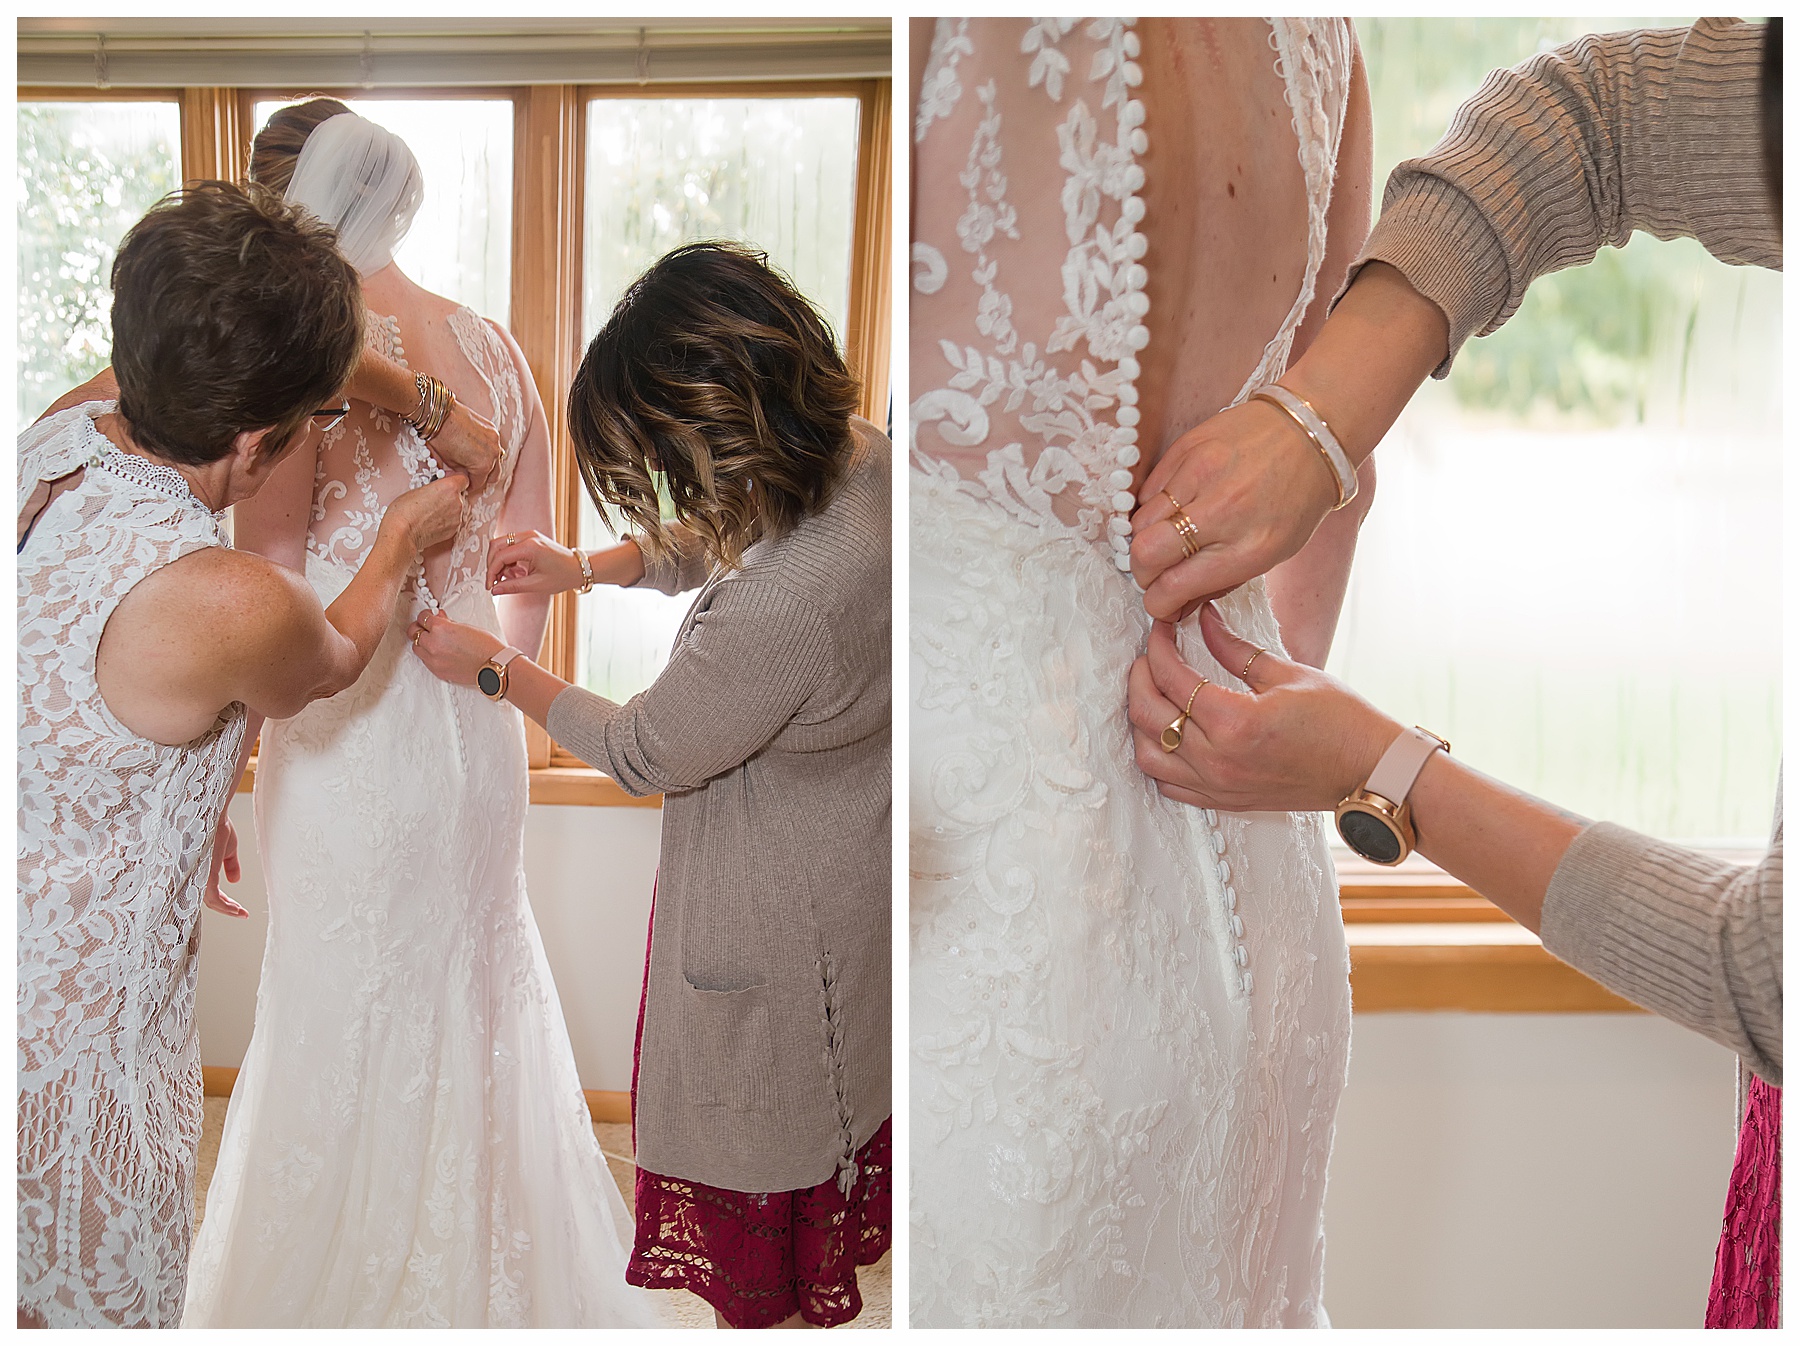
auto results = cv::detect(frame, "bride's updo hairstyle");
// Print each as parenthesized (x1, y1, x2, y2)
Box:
(249, 98, 424, 275)
(247, 96, 352, 194)
(109, 182, 362, 466)
(567, 242, 861, 571)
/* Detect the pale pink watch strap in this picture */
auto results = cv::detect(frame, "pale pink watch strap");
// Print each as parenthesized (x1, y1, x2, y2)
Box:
(493, 645, 524, 670)
(1364, 727, 1449, 807)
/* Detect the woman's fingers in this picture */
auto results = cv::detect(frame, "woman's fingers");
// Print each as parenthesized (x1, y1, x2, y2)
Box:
(1196, 602, 1287, 691)
(1142, 619, 1237, 725)
(486, 539, 530, 587)
(1126, 653, 1181, 737)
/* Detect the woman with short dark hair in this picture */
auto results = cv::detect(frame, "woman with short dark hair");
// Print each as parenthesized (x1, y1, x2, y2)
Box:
(17, 182, 467, 1329)
(413, 241, 892, 1329)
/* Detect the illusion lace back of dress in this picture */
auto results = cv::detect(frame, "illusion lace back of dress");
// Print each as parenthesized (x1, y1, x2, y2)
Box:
(17, 406, 247, 1328)
(909, 19, 1356, 1327)
(306, 304, 524, 602)
(911, 18, 1353, 577)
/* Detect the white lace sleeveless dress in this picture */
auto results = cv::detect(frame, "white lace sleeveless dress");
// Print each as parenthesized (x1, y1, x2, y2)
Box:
(181, 309, 667, 1328)
(910, 19, 1356, 1327)
(18, 406, 248, 1327)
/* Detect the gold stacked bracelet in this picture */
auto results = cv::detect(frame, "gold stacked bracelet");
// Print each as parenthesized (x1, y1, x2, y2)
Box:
(406, 372, 455, 443)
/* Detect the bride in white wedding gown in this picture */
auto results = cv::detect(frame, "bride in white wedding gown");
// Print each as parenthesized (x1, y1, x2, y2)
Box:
(182, 105, 668, 1327)
(910, 18, 1372, 1326)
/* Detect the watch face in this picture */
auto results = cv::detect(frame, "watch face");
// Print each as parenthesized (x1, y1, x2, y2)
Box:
(476, 665, 503, 698)
(1338, 806, 1404, 865)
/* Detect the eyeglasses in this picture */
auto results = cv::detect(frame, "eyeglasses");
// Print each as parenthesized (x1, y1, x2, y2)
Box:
(312, 405, 351, 434)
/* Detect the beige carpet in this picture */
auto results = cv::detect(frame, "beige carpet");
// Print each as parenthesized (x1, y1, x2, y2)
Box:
(194, 1098, 891, 1328)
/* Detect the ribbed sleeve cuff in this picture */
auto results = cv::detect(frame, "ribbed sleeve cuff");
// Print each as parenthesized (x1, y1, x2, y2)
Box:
(545, 683, 648, 794)
(1541, 820, 1780, 1081)
(1345, 181, 1516, 380)
(1540, 822, 1674, 987)
(634, 543, 685, 597)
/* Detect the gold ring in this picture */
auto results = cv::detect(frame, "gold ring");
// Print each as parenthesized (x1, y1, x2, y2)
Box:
(1241, 647, 1265, 682)
(411, 631, 421, 647)
(1169, 508, 1202, 559)
(1162, 488, 1183, 512)
(1184, 677, 1207, 719)
(1160, 677, 1209, 751)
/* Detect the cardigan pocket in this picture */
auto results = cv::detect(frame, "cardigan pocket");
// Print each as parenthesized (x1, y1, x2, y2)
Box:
(679, 979, 777, 1114)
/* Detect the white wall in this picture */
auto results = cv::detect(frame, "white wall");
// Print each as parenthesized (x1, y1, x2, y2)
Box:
(196, 796, 663, 1093)
(1323, 1012, 1739, 1329)
(203, 802, 1743, 1328)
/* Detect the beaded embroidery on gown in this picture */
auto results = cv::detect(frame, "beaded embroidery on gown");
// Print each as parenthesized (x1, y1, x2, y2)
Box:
(18, 406, 248, 1327)
(180, 309, 667, 1327)
(910, 18, 1356, 1326)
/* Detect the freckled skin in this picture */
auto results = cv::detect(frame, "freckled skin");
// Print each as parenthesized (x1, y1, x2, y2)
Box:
(1131, 19, 1311, 483)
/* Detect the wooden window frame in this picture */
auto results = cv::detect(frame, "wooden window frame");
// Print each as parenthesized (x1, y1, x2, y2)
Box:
(21, 76, 891, 811)
(542, 79, 891, 787)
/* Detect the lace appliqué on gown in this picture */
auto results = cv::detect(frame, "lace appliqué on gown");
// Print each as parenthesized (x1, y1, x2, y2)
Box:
(910, 19, 1355, 1327)
(18, 406, 246, 1328)
(180, 314, 667, 1328)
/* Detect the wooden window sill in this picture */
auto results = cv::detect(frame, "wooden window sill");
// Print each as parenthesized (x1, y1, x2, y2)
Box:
(1337, 847, 1752, 1013)
(237, 759, 660, 808)
(1346, 922, 1641, 1013)
(1338, 852, 1634, 1012)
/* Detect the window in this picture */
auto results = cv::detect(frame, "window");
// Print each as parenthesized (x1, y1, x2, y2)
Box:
(575, 92, 863, 702)
(19, 46, 891, 803)
(1341, 18, 1779, 852)
(18, 98, 181, 424)
(250, 97, 515, 325)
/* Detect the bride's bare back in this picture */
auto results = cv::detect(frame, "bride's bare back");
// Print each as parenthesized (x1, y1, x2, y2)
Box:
(911, 18, 1366, 520)
(1133, 19, 1310, 461)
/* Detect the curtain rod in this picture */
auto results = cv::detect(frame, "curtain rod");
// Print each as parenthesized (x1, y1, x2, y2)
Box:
(19, 25, 892, 89)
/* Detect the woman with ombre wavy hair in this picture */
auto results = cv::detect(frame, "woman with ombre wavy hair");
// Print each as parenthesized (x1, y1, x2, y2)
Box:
(412, 241, 893, 1329)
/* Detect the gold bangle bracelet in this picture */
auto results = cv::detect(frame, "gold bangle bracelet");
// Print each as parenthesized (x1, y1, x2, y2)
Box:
(1248, 391, 1350, 510)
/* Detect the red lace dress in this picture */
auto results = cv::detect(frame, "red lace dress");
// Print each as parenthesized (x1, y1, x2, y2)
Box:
(625, 901, 891, 1328)
(1706, 1077, 1780, 1328)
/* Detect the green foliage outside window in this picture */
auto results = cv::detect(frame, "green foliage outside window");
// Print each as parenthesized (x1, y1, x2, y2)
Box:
(18, 102, 180, 426)
(1360, 17, 1709, 425)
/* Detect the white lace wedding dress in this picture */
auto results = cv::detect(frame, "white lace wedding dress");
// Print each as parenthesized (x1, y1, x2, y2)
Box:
(181, 308, 666, 1327)
(910, 18, 1356, 1327)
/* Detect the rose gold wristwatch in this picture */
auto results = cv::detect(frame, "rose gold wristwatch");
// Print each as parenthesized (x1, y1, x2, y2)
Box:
(1334, 727, 1450, 866)
(476, 646, 524, 702)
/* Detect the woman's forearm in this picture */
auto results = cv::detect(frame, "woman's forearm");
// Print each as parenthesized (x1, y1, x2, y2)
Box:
(346, 346, 419, 418)
(1403, 752, 1589, 934)
(1263, 455, 1377, 668)
(496, 596, 551, 663)
(1280, 261, 1447, 468)
(322, 523, 421, 669)
(589, 539, 647, 587)
(498, 657, 568, 728)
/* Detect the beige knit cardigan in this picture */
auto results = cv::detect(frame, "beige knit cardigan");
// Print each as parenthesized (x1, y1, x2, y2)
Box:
(547, 417, 891, 1191)
(1347, 18, 1781, 1083)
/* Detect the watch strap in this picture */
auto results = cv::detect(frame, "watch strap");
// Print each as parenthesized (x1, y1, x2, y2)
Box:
(492, 646, 524, 670)
(1364, 727, 1449, 808)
